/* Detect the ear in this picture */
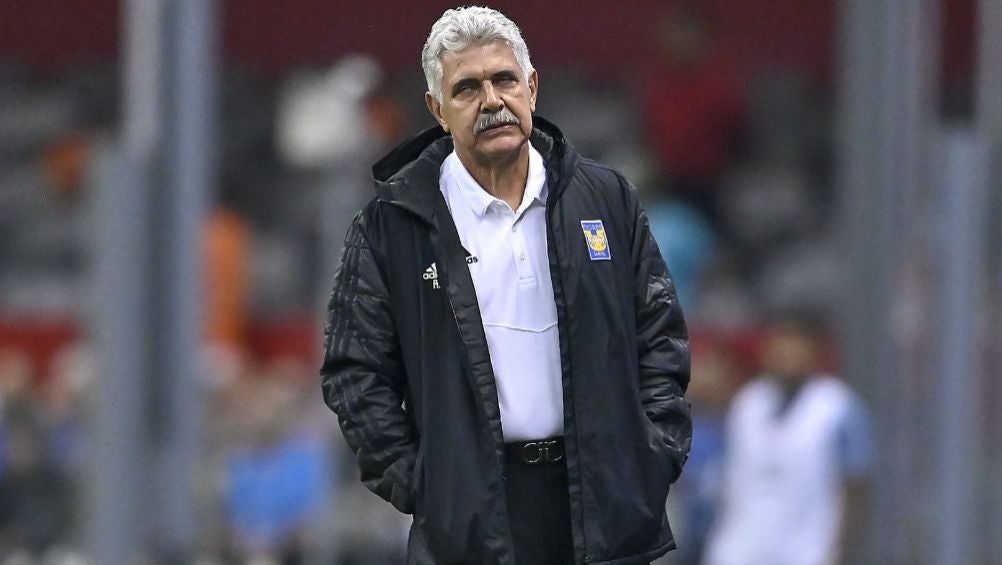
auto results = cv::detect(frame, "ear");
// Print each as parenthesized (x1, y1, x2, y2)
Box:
(527, 69, 539, 113)
(425, 91, 449, 133)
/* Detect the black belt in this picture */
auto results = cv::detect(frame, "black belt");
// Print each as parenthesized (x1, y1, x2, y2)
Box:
(505, 437, 565, 465)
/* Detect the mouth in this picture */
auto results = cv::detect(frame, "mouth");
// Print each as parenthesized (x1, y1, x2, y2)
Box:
(478, 122, 518, 135)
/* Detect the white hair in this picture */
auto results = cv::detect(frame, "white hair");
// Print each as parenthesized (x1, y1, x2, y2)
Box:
(422, 6, 534, 102)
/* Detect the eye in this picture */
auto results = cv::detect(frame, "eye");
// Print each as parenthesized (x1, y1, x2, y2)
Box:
(452, 82, 478, 98)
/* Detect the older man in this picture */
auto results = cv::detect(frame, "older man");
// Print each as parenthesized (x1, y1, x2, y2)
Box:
(321, 7, 691, 564)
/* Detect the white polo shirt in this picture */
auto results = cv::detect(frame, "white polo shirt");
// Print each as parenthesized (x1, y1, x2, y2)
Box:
(439, 146, 563, 442)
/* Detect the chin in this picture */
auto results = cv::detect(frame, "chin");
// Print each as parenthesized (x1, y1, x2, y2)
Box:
(477, 134, 528, 157)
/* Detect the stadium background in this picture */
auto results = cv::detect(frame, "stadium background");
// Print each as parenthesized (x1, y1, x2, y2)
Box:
(0, 0, 999, 564)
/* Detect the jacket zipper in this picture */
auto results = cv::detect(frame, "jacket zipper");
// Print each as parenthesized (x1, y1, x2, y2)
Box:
(545, 188, 590, 564)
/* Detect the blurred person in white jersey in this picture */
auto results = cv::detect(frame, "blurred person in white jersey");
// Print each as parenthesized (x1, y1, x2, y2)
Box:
(703, 311, 871, 565)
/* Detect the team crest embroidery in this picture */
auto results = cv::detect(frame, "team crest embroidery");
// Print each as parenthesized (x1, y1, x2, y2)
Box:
(580, 220, 611, 261)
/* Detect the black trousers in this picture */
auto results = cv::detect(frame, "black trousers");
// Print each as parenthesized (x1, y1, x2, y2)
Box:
(503, 456, 575, 565)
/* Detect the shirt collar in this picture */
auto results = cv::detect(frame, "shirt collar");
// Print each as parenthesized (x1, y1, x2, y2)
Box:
(443, 145, 548, 218)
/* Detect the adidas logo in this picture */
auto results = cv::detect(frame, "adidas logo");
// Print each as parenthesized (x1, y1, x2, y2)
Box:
(422, 262, 440, 289)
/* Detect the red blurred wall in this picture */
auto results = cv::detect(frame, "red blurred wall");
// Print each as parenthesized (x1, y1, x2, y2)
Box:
(2, 0, 972, 83)
(0, 0, 974, 82)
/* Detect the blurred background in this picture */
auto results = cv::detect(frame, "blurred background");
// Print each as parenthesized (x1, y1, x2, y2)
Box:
(0, 0, 999, 564)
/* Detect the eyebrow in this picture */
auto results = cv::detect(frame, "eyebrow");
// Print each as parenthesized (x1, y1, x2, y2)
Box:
(491, 70, 519, 82)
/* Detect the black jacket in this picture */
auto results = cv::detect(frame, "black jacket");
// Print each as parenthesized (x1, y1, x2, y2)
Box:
(321, 117, 691, 565)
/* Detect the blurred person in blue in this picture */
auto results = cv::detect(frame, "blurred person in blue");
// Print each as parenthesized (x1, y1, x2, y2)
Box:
(0, 402, 75, 561)
(702, 312, 871, 565)
(221, 375, 334, 563)
(321, 6, 691, 565)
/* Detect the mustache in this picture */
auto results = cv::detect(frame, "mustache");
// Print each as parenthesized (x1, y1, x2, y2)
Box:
(473, 108, 520, 135)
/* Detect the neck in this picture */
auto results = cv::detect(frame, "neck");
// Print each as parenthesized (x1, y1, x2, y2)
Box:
(456, 143, 530, 210)
(777, 375, 807, 399)
(774, 377, 806, 418)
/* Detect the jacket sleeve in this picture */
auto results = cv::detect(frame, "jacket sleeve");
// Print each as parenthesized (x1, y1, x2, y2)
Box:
(320, 212, 418, 513)
(627, 186, 693, 484)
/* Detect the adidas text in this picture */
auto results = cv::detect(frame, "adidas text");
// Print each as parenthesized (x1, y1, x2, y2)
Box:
(423, 262, 440, 289)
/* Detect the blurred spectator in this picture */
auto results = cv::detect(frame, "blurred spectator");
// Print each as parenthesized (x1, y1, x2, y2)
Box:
(271, 54, 409, 313)
(217, 370, 335, 564)
(275, 56, 384, 171)
(662, 337, 740, 565)
(0, 403, 75, 561)
(640, 2, 745, 225)
(41, 133, 92, 201)
(688, 250, 757, 329)
(204, 205, 252, 352)
(38, 343, 94, 476)
(645, 198, 718, 311)
(0, 348, 35, 477)
(702, 312, 871, 565)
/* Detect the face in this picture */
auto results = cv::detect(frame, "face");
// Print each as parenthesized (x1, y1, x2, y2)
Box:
(687, 344, 737, 411)
(426, 40, 538, 167)
(761, 326, 819, 385)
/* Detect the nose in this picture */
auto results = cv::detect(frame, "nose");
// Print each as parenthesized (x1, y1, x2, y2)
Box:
(481, 81, 502, 112)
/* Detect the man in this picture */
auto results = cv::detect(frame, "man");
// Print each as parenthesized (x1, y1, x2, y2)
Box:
(702, 313, 871, 565)
(321, 7, 691, 564)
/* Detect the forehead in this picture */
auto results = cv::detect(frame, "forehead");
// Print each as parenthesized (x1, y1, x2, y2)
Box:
(439, 40, 522, 83)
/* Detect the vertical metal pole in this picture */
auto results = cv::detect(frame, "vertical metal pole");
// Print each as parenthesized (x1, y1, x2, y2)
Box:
(933, 128, 984, 565)
(88, 150, 152, 565)
(88, 0, 215, 560)
(978, 1, 1002, 133)
(154, 0, 215, 557)
(836, 1, 938, 564)
(836, 5, 899, 562)
(87, 0, 164, 562)
(897, 8, 939, 560)
(975, 0, 1002, 561)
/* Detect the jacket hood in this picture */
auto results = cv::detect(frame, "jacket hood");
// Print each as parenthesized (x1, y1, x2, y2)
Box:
(371, 115, 579, 224)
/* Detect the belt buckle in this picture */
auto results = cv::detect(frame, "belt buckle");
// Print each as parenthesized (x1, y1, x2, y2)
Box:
(521, 440, 563, 465)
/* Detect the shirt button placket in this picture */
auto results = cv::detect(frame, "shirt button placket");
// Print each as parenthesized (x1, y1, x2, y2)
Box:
(512, 222, 533, 279)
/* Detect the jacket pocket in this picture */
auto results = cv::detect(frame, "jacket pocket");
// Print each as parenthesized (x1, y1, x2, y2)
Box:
(410, 445, 425, 514)
(643, 416, 683, 485)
